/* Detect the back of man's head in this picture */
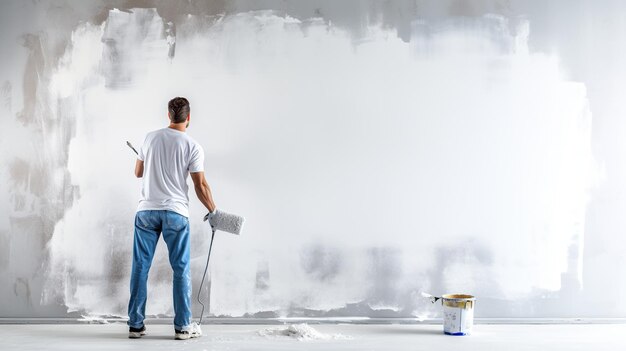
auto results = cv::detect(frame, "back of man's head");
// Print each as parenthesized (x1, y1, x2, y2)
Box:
(168, 97, 190, 123)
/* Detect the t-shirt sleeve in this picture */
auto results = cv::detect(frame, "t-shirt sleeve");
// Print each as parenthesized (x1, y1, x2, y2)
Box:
(137, 137, 146, 161)
(188, 143, 205, 173)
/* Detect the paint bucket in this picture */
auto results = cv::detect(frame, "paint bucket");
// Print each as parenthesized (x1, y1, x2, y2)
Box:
(441, 294, 475, 336)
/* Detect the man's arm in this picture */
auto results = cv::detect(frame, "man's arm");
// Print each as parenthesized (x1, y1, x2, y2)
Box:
(135, 160, 144, 178)
(190, 171, 216, 213)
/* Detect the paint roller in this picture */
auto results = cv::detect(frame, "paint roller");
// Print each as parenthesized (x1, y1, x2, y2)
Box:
(204, 209, 245, 235)
(197, 210, 245, 324)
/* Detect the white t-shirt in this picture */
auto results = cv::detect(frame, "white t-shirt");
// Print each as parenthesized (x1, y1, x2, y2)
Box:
(136, 128, 204, 218)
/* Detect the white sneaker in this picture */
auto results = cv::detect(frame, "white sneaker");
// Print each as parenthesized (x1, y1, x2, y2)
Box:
(128, 325, 146, 339)
(175, 322, 202, 340)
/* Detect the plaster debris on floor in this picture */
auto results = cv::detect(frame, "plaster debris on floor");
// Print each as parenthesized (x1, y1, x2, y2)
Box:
(257, 323, 352, 340)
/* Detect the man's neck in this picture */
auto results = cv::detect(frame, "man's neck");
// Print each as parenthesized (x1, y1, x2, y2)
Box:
(168, 123, 187, 132)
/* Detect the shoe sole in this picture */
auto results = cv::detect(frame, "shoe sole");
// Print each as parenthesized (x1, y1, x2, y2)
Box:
(129, 331, 146, 339)
(175, 333, 200, 340)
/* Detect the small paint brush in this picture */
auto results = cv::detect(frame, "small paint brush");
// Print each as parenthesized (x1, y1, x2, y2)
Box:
(126, 141, 139, 155)
(421, 292, 442, 304)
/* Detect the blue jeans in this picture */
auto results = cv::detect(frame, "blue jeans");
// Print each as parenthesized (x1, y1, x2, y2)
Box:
(128, 210, 191, 330)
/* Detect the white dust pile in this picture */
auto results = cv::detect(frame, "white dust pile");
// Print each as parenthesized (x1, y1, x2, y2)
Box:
(257, 323, 351, 341)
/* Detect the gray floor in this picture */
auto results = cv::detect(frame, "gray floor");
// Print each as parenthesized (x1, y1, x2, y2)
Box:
(2, 323, 626, 350)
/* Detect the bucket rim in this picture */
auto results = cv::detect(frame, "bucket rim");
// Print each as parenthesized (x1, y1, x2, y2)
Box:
(441, 293, 475, 300)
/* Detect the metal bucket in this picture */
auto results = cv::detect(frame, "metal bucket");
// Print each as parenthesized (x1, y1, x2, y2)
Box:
(441, 294, 475, 335)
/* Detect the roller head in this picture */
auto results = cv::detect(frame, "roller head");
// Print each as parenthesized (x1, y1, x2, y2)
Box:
(208, 209, 244, 235)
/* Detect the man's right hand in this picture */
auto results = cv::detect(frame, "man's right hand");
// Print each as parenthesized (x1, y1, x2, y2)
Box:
(203, 211, 214, 222)
(203, 210, 218, 230)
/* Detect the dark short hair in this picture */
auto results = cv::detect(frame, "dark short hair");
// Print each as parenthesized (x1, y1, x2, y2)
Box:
(168, 97, 190, 123)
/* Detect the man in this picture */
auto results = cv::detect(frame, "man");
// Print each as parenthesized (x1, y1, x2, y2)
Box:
(127, 97, 217, 340)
